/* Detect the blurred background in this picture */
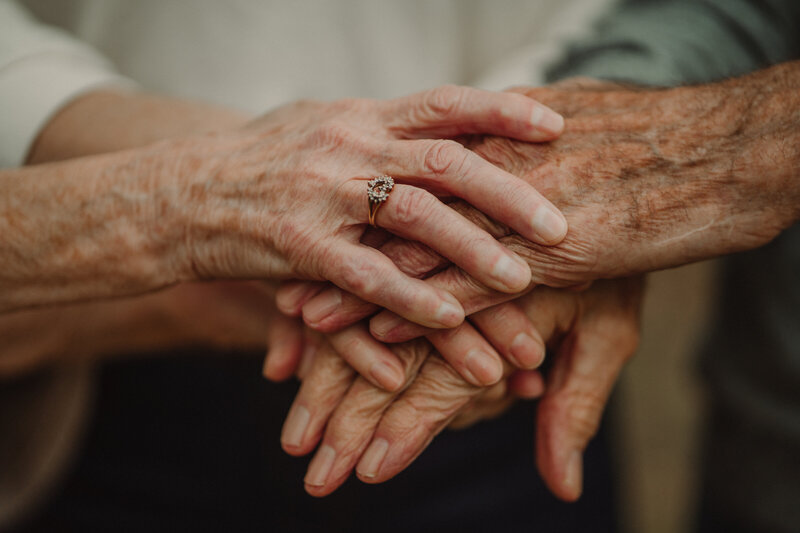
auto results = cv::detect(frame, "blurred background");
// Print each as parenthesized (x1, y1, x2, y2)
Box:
(616, 261, 717, 533)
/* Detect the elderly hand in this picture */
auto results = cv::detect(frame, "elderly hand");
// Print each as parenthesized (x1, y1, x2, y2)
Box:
(272, 278, 642, 500)
(290, 66, 800, 343)
(0, 86, 566, 316)
(180, 86, 568, 326)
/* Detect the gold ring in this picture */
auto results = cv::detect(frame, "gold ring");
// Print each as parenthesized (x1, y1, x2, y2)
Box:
(367, 175, 394, 227)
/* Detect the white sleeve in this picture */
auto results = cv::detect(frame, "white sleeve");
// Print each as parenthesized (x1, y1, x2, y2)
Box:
(0, 0, 136, 167)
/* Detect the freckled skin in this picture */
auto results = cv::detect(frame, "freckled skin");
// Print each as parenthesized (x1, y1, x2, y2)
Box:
(304, 63, 800, 339)
(289, 62, 800, 500)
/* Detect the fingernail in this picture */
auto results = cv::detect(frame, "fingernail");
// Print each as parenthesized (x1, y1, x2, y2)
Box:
(435, 300, 463, 327)
(464, 349, 503, 385)
(491, 254, 531, 291)
(564, 450, 583, 499)
(305, 444, 336, 487)
(281, 404, 310, 448)
(510, 332, 544, 369)
(357, 438, 389, 479)
(302, 288, 342, 325)
(531, 206, 567, 244)
(371, 313, 404, 339)
(530, 105, 564, 134)
(370, 361, 404, 391)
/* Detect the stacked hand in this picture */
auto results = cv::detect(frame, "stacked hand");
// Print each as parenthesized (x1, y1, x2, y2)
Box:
(270, 279, 641, 501)
(263, 66, 800, 501)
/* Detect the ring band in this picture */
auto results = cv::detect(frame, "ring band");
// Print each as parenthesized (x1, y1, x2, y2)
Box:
(367, 175, 394, 227)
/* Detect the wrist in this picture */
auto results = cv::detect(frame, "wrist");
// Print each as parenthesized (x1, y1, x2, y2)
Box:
(648, 71, 798, 259)
(714, 65, 800, 237)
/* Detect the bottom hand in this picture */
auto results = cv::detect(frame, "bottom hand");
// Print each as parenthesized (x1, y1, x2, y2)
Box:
(274, 277, 643, 499)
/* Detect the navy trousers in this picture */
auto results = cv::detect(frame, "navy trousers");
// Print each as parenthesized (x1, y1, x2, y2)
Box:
(15, 350, 618, 533)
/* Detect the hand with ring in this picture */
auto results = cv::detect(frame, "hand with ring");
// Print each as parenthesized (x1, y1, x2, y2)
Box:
(176, 85, 567, 331)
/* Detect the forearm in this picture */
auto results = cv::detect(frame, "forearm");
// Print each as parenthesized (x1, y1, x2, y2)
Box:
(0, 289, 190, 378)
(1, 90, 250, 313)
(27, 89, 249, 164)
(0, 89, 254, 373)
(1, 143, 192, 312)
(718, 63, 800, 231)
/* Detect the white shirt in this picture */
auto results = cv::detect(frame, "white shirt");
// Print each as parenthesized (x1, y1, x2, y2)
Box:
(0, 0, 614, 167)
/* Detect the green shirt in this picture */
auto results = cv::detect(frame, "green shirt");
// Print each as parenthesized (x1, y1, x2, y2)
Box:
(547, 1, 800, 531)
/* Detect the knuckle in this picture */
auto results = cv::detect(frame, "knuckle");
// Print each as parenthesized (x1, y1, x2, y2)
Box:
(450, 200, 507, 236)
(337, 256, 378, 297)
(487, 302, 519, 325)
(422, 85, 465, 118)
(382, 239, 443, 278)
(389, 187, 436, 227)
(474, 137, 529, 176)
(309, 122, 354, 150)
(551, 389, 605, 441)
(334, 334, 366, 360)
(437, 266, 495, 307)
(422, 139, 468, 177)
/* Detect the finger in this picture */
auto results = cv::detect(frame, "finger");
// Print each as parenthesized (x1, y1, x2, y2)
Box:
(340, 181, 532, 293)
(303, 202, 503, 334)
(375, 184, 532, 293)
(370, 267, 520, 343)
(382, 139, 568, 245)
(302, 237, 447, 333)
(355, 355, 482, 484)
(280, 342, 356, 456)
(470, 301, 546, 369)
(303, 340, 433, 497)
(535, 331, 631, 502)
(531, 282, 641, 502)
(448, 380, 514, 430)
(262, 312, 305, 381)
(426, 321, 504, 386)
(327, 324, 406, 391)
(385, 85, 564, 141)
(276, 281, 326, 317)
(508, 369, 545, 399)
(295, 331, 321, 380)
(302, 286, 379, 332)
(322, 243, 465, 330)
(371, 240, 577, 343)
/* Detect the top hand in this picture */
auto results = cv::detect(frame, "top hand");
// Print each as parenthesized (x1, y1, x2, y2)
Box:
(0, 86, 566, 315)
(164, 86, 569, 329)
(292, 67, 800, 342)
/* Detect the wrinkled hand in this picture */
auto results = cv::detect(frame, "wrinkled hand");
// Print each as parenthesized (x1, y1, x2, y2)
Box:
(273, 278, 642, 501)
(173, 86, 568, 332)
(290, 76, 791, 343)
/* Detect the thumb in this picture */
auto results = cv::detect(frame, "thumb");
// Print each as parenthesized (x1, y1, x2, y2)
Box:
(535, 314, 638, 501)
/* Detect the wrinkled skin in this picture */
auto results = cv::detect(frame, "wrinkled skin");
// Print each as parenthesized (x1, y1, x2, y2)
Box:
(172, 86, 568, 330)
(271, 63, 800, 502)
(0, 86, 567, 317)
(290, 69, 799, 343)
(275, 278, 643, 501)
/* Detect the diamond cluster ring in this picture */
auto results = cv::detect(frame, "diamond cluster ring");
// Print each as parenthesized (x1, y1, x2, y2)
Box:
(367, 175, 394, 227)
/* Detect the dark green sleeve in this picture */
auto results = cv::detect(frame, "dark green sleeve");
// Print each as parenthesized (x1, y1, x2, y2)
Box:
(547, 0, 800, 85)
